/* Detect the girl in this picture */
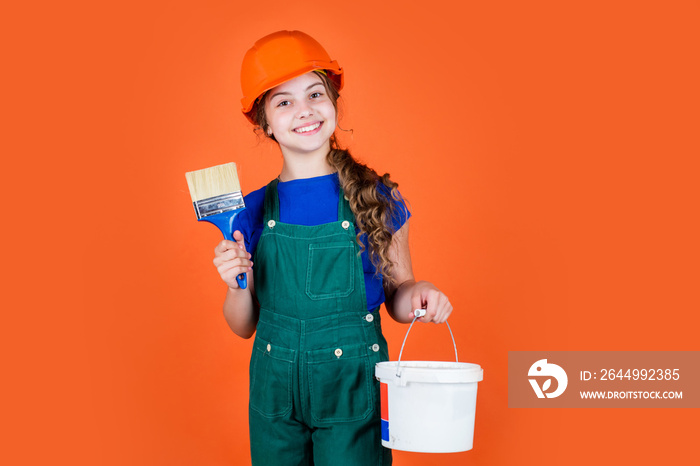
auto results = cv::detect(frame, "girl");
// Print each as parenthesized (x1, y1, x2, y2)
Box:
(213, 30, 452, 465)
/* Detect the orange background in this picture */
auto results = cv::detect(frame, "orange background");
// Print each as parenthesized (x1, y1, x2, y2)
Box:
(3, 1, 699, 465)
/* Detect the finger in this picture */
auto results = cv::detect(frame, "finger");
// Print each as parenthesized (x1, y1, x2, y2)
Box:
(410, 294, 424, 320)
(222, 266, 251, 285)
(218, 261, 253, 287)
(432, 298, 449, 324)
(429, 293, 445, 324)
(422, 289, 442, 323)
(442, 299, 454, 323)
(215, 239, 239, 254)
(213, 248, 251, 268)
(221, 247, 251, 261)
(217, 257, 253, 274)
(232, 230, 247, 251)
(436, 296, 453, 324)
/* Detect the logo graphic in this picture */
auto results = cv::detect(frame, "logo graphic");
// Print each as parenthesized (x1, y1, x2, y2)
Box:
(528, 359, 568, 398)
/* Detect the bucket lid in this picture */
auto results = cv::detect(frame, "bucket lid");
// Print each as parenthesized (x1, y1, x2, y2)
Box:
(375, 361, 484, 384)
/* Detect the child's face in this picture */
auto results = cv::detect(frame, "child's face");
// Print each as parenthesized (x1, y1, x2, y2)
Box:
(264, 72, 337, 158)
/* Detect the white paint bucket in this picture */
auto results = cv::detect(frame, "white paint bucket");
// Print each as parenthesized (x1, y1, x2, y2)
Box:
(375, 312, 483, 453)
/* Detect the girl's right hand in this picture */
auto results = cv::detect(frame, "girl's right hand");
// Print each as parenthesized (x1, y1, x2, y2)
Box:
(213, 230, 253, 290)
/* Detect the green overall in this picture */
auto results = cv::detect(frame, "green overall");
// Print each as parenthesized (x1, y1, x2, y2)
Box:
(249, 179, 392, 466)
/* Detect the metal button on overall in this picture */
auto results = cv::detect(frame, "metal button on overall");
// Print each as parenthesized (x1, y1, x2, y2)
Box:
(249, 179, 391, 466)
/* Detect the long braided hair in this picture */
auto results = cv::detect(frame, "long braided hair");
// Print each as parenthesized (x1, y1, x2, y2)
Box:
(251, 71, 408, 285)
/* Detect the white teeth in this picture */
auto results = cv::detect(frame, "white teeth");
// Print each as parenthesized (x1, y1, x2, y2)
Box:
(294, 122, 321, 133)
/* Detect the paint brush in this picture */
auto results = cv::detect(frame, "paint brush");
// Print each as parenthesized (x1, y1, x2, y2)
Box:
(185, 162, 248, 289)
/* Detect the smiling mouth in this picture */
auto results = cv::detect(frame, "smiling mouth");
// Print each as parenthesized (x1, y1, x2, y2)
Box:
(294, 122, 322, 133)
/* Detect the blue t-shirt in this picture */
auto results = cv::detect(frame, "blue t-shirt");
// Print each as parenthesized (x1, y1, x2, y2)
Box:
(231, 173, 410, 310)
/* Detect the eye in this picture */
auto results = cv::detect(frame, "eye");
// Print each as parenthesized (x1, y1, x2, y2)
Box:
(310, 92, 323, 99)
(276, 100, 291, 107)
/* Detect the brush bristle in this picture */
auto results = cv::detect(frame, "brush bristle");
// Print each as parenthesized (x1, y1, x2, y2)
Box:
(185, 162, 241, 202)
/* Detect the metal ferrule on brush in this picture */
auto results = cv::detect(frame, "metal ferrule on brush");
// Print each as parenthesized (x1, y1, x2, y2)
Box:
(193, 191, 245, 220)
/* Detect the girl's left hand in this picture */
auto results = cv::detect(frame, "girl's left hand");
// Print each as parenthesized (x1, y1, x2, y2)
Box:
(408, 281, 453, 324)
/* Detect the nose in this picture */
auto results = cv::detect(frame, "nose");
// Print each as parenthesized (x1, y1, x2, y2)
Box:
(296, 101, 313, 119)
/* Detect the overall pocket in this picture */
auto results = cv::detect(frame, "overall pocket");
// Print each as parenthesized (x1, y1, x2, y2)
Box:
(249, 336, 296, 418)
(305, 241, 355, 300)
(307, 343, 374, 424)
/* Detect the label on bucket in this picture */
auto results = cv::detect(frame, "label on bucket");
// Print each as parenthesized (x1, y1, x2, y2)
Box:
(380, 382, 389, 442)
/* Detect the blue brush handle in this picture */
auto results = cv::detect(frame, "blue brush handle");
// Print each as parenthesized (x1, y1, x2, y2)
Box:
(200, 210, 248, 289)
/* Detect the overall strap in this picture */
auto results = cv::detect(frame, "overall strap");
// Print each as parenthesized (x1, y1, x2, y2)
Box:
(262, 179, 280, 223)
(337, 187, 355, 224)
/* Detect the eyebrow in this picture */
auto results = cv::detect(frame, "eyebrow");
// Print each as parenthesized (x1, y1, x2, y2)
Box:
(269, 82, 324, 101)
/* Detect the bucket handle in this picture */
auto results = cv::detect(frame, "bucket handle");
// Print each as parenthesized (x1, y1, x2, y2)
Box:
(395, 309, 458, 377)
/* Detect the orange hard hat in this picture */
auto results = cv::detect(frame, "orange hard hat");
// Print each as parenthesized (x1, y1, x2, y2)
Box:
(240, 30, 344, 124)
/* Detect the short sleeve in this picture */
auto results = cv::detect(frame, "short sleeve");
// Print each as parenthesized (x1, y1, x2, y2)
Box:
(231, 185, 266, 255)
(377, 182, 411, 233)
